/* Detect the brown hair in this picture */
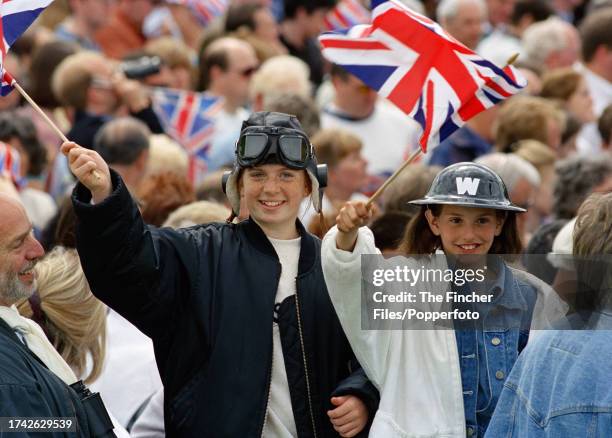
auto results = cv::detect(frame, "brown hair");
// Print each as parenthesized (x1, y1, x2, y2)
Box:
(572, 192, 612, 312)
(137, 172, 196, 227)
(382, 165, 441, 214)
(574, 192, 612, 257)
(539, 68, 582, 102)
(579, 8, 612, 63)
(598, 104, 612, 145)
(400, 205, 523, 255)
(311, 129, 362, 168)
(495, 96, 564, 152)
(51, 51, 102, 110)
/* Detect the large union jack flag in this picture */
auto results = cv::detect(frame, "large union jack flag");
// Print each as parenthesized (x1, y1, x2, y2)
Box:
(319, 0, 526, 153)
(151, 88, 224, 185)
(0, 0, 54, 95)
(324, 0, 370, 32)
(166, 0, 228, 26)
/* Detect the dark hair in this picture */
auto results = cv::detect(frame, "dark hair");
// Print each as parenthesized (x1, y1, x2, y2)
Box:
(400, 205, 523, 255)
(28, 40, 77, 108)
(330, 63, 351, 80)
(553, 155, 612, 219)
(522, 219, 569, 284)
(197, 40, 230, 91)
(561, 112, 583, 145)
(225, 3, 262, 33)
(511, 0, 553, 26)
(93, 117, 150, 166)
(40, 197, 77, 251)
(598, 104, 612, 145)
(579, 8, 612, 63)
(370, 211, 414, 252)
(0, 113, 48, 176)
(283, 0, 337, 19)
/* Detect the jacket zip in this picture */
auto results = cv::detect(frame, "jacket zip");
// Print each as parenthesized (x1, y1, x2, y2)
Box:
(295, 289, 318, 438)
(259, 344, 274, 437)
(260, 265, 280, 437)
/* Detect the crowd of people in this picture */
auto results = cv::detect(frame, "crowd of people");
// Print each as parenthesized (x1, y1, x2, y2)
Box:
(0, 0, 611, 437)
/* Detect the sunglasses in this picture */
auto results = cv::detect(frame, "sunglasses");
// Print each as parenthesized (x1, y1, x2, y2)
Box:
(237, 66, 258, 78)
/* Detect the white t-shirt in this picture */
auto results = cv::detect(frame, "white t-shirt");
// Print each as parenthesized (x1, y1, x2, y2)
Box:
(576, 66, 612, 155)
(321, 100, 421, 176)
(263, 236, 301, 438)
(89, 310, 162, 427)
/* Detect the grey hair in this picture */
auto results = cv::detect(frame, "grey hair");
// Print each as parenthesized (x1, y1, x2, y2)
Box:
(553, 155, 612, 219)
(163, 201, 231, 228)
(475, 152, 541, 192)
(522, 17, 575, 71)
(249, 55, 311, 103)
(437, 0, 486, 22)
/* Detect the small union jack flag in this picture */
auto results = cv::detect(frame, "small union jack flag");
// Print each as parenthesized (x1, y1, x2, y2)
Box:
(324, 0, 371, 31)
(166, 0, 228, 26)
(0, 0, 54, 93)
(151, 88, 224, 185)
(0, 140, 21, 187)
(319, 0, 526, 153)
(0, 67, 14, 95)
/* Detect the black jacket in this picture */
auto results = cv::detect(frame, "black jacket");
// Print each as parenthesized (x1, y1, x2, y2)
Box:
(0, 319, 91, 437)
(72, 171, 378, 437)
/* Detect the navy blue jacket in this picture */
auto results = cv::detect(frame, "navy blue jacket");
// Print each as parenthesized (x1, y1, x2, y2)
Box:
(0, 319, 91, 437)
(72, 171, 378, 437)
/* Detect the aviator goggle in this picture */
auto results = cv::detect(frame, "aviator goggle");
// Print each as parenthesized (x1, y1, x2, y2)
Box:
(236, 126, 313, 169)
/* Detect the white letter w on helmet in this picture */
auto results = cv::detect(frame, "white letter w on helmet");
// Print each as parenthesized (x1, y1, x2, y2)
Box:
(455, 177, 480, 196)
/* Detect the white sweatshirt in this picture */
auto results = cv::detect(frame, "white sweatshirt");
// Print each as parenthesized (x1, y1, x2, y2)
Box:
(321, 226, 466, 437)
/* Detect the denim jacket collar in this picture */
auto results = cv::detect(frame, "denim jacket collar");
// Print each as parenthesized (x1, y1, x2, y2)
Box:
(488, 260, 529, 312)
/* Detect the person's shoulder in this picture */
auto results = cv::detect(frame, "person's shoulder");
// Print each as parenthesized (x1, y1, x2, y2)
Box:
(0, 336, 37, 386)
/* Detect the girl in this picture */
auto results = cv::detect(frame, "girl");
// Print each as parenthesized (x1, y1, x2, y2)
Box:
(62, 112, 378, 437)
(322, 162, 541, 437)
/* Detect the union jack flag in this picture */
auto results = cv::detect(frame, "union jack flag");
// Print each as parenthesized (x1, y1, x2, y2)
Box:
(319, 0, 526, 153)
(324, 0, 371, 31)
(151, 88, 224, 185)
(166, 0, 228, 26)
(0, 0, 54, 94)
(0, 67, 14, 95)
(0, 140, 21, 187)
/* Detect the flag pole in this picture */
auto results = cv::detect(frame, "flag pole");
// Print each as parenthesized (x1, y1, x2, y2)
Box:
(366, 147, 422, 206)
(13, 82, 69, 143)
(12, 79, 101, 180)
(366, 53, 521, 206)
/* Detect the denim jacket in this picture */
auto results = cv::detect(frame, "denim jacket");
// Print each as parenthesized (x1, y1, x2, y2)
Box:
(485, 312, 612, 438)
(455, 261, 536, 437)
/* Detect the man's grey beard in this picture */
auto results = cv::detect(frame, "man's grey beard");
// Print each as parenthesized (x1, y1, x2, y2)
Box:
(0, 269, 36, 305)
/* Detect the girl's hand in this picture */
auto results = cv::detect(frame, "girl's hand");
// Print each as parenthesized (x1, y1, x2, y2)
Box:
(335, 201, 373, 252)
(60, 142, 112, 204)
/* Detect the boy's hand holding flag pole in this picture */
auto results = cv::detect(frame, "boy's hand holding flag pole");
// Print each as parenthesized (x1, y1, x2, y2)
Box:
(318, 0, 527, 205)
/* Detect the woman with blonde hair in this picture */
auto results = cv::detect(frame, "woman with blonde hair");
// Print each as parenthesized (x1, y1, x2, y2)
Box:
(16, 246, 106, 384)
